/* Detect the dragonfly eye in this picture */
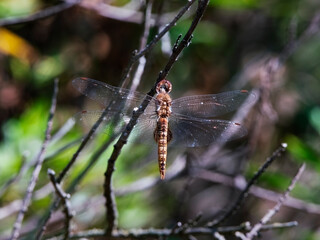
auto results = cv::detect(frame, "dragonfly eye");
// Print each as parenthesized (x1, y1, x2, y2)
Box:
(156, 79, 172, 93)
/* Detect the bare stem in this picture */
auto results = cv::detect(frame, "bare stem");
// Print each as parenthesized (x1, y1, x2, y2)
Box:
(0, 0, 80, 27)
(207, 143, 288, 227)
(48, 169, 73, 240)
(129, 0, 154, 93)
(244, 164, 305, 239)
(9, 79, 59, 240)
(62, 221, 298, 239)
(103, 0, 209, 235)
(119, 0, 197, 85)
(35, 127, 119, 239)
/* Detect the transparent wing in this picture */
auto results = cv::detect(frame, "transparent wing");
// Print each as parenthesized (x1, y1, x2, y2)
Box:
(73, 110, 157, 145)
(168, 113, 247, 147)
(171, 90, 252, 118)
(74, 111, 247, 147)
(72, 77, 158, 115)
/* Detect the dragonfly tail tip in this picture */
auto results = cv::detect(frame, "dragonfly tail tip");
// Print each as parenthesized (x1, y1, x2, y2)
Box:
(160, 172, 165, 180)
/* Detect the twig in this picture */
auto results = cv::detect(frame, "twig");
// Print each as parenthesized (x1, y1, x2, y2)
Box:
(214, 232, 226, 240)
(35, 131, 118, 239)
(103, 1, 209, 235)
(119, 0, 197, 85)
(0, 0, 80, 27)
(157, 0, 208, 82)
(55, 0, 191, 185)
(235, 231, 247, 240)
(244, 163, 305, 240)
(1, 122, 76, 197)
(56, 101, 118, 184)
(0, 156, 27, 197)
(207, 143, 288, 227)
(47, 169, 74, 240)
(79, 1, 144, 24)
(37, 0, 182, 232)
(129, 0, 154, 93)
(64, 221, 297, 239)
(193, 168, 320, 215)
(281, 11, 320, 62)
(49, 118, 75, 146)
(44, 138, 81, 164)
(9, 79, 59, 240)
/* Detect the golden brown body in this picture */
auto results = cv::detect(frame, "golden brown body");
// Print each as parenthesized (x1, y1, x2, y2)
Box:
(154, 80, 172, 180)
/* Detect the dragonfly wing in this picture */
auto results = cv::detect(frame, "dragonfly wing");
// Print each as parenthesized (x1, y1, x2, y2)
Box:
(72, 77, 157, 115)
(74, 110, 127, 135)
(127, 114, 157, 145)
(168, 114, 247, 147)
(74, 110, 157, 145)
(171, 90, 253, 118)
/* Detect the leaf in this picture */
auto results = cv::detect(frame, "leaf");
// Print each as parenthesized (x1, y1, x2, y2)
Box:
(0, 28, 38, 64)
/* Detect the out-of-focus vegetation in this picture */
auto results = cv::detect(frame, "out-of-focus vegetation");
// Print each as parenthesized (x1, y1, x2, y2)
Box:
(0, 0, 320, 239)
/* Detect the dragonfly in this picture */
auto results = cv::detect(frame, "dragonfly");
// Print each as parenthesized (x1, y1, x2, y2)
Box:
(72, 77, 252, 179)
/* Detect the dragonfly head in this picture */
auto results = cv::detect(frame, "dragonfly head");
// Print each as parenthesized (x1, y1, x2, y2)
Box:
(156, 79, 172, 93)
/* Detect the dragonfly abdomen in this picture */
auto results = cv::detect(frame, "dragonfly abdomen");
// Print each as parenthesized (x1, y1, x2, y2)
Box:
(154, 118, 172, 179)
(154, 82, 173, 179)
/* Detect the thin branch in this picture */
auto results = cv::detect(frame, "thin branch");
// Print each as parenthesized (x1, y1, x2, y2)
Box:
(0, 0, 80, 27)
(56, 101, 118, 184)
(157, 0, 209, 82)
(129, 0, 154, 93)
(55, 0, 188, 186)
(64, 221, 297, 239)
(281, 11, 320, 62)
(244, 163, 305, 240)
(35, 1, 162, 232)
(79, 1, 144, 24)
(214, 232, 226, 240)
(103, 1, 209, 235)
(43, 138, 81, 164)
(0, 121, 76, 198)
(193, 168, 320, 215)
(119, 0, 197, 85)
(0, 156, 27, 197)
(47, 169, 73, 240)
(10, 79, 59, 240)
(35, 132, 118, 239)
(207, 143, 288, 227)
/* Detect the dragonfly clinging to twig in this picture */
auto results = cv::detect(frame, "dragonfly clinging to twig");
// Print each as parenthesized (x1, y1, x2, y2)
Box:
(73, 77, 253, 179)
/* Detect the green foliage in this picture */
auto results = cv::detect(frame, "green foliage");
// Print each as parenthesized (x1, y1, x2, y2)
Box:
(0, 102, 48, 183)
(0, 0, 39, 18)
(10, 55, 65, 86)
(209, 0, 258, 9)
(33, 55, 65, 84)
(117, 193, 154, 228)
(286, 135, 320, 171)
(170, 20, 226, 47)
(309, 107, 320, 135)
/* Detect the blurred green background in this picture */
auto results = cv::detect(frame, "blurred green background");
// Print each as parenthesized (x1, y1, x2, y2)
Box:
(0, 0, 320, 239)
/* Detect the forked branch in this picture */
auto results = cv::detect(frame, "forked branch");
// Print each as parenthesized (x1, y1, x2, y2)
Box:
(10, 79, 59, 240)
(103, 0, 210, 235)
(207, 143, 288, 227)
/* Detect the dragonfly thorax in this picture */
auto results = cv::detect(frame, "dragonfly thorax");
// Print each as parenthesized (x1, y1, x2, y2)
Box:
(156, 92, 172, 118)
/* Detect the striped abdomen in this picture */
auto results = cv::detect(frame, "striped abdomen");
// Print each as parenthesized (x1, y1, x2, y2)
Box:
(154, 89, 172, 180)
(155, 118, 172, 179)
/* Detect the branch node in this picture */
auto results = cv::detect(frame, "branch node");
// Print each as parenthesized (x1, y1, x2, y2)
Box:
(173, 34, 183, 51)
